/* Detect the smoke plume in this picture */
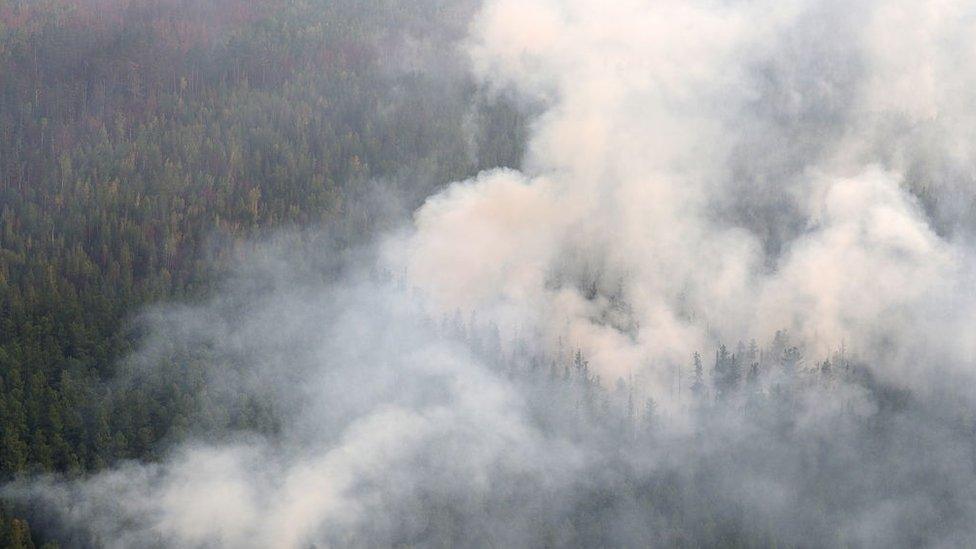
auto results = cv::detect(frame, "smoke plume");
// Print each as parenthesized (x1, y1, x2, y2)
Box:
(396, 0, 976, 399)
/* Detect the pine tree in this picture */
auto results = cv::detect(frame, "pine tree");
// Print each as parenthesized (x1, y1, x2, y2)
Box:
(691, 351, 705, 397)
(727, 352, 741, 393)
(713, 344, 732, 398)
(747, 362, 760, 386)
(642, 397, 657, 433)
(781, 346, 803, 376)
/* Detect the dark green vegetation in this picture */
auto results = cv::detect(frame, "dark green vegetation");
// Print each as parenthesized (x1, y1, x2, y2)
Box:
(0, 0, 523, 543)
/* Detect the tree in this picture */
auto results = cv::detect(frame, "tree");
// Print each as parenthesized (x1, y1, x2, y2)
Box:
(691, 351, 705, 397)
(746, 362, 760, 386)
(747, 339, 759, 366)
(712, 344, 739, 398)
(642, 397, 658, 433)
(781, 346, 803, 377)
(727, 352, 741, 393)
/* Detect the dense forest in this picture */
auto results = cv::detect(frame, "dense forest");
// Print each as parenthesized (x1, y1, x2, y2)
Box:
(5, 0, 976, 547)
(0, 0, 525, 544)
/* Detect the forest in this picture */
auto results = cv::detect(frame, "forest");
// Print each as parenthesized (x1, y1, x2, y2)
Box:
(4, 0, 976, 547)
(0, 0, 525, 544)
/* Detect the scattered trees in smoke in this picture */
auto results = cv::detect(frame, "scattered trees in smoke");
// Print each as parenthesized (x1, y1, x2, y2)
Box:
(420, 321, 974, 548)
(12, 264, 976, 547)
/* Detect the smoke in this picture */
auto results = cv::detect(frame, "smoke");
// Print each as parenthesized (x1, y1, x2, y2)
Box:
(8, 0, 976, 547)
(395, 0, 976, 398)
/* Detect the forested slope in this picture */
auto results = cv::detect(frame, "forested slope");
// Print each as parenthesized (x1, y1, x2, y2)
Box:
(0, 2, 523, 542)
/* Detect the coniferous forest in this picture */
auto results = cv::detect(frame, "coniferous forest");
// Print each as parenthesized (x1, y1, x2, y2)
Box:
(0, 1, 526, 542)
(4, 0, 976, 548)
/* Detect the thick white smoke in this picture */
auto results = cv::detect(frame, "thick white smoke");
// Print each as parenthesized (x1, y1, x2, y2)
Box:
(392, 0, 976, 400)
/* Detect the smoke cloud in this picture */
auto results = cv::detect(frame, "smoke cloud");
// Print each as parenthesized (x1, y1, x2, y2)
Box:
(397, 0, 976, 398)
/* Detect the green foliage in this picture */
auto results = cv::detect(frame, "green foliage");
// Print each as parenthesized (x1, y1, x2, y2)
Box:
(0, 0, 523, 484)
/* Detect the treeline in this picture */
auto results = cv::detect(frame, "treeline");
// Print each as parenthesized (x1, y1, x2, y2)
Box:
(9, 292, 944, 547)
(0, 0, 523, 516)
(393, 317, 967, 548)
(442, 315, 881, 437)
